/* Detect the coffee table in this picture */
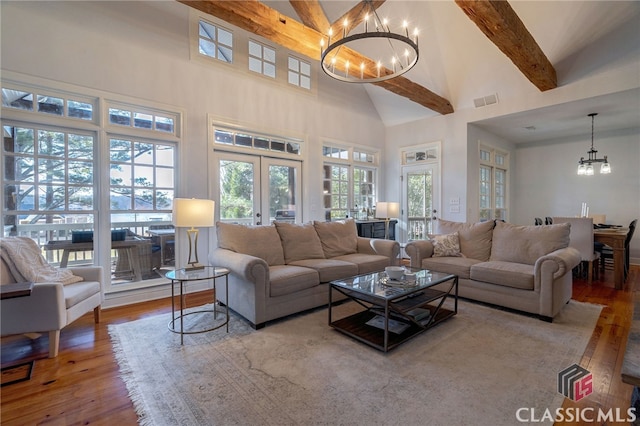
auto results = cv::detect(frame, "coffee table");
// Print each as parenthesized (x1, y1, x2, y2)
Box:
(329, 269, 458, 352)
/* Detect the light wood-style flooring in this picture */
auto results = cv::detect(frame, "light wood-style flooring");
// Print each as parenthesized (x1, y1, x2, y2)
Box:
(1, 266, 638, 425)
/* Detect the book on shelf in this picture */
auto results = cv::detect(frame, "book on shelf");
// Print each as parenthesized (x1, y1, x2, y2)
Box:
(406, 307, 432, 322)
(365, 315, 410, 334)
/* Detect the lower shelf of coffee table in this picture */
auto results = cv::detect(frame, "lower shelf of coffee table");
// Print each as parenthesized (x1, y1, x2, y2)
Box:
(330, 306, 455, 352)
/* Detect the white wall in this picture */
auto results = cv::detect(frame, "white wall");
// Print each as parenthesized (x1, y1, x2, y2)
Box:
(514, 128, 640, 261)
(0, 0, 385, 223)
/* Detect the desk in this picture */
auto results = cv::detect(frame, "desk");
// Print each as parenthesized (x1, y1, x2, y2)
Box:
(594, 228, 628, 290)
(44, 239, 149, 281)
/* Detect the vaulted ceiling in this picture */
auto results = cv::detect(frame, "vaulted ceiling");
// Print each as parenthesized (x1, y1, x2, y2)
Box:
(179, 0, 640, 142)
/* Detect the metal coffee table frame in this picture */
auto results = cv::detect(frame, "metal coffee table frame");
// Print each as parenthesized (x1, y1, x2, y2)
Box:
(329, 269, 458, 352)
(166, 266, 230, 344)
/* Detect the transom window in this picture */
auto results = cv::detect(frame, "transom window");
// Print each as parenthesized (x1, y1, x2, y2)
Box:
(213, 127, 302, 156)
(2, 87, 95, 121)
(198, 19, 233, 63)
(107, 104, 177, 136)
(249, 40, 276, 78)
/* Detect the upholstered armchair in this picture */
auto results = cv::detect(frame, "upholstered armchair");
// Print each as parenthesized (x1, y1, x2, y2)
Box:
(0, 256, 103, 358)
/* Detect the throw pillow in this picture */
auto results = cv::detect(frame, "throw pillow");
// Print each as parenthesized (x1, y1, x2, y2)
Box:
(434, 219, 494, 261)
(429, 232, 462, 257)
(313, 219, 358, 258)
(216, 222, 285, 266)
(274, 222, 325, 264)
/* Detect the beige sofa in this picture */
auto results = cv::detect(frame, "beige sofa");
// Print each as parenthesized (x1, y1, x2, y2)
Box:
(209, 219, 400, 328)
(405, 220, 581, 321)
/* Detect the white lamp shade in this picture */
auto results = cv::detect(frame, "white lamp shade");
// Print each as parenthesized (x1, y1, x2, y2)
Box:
(172, 198, 215, 228)
(376, 202, 400, 219)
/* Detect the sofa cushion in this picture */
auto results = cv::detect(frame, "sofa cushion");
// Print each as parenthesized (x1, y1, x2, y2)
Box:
(470, 261, 534, 290)
(429, 232, 462, 257)
(268, 265, 320, 297)
(313, 219, 358, 258)
(289, 259, 358, 283)
(275, 222, 325, 264)
(434, 219, 494, 261)
(490, 221, 570, 265)
(420, 257, 482, 280)
(332, 253, 389, 275)
(63, 280, 101, 309)
(216, 222, 285, 266)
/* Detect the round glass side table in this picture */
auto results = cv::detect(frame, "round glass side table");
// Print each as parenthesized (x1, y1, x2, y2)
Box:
(165, 266, 230, 344)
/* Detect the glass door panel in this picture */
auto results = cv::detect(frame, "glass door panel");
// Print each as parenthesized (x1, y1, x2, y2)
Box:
(402, 164, 440, 241)
(263, 158, 301, 224)
(217, 153, 260, 225)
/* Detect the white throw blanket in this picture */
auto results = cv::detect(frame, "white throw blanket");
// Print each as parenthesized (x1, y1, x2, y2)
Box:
(0, 237, 82, 284)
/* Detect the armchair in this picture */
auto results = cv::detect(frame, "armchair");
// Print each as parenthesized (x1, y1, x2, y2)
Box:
(1, 257, 102, 358)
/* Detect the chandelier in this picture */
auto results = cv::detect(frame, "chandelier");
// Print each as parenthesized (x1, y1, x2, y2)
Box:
(320, 0, 419, 83)
(577, 113, 611, 176)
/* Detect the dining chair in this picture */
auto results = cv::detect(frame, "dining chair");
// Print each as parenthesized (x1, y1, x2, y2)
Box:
(597, 219, 637, 280)
(553, 217, 600, 284)
(534, 217, 543, 226)
(545, 217, 553, 225)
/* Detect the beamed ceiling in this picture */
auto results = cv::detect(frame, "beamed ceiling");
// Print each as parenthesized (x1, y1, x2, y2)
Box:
(178, 0, 640, 142)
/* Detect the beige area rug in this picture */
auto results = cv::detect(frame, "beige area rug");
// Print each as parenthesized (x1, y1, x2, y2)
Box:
(109, 299, 602, 426)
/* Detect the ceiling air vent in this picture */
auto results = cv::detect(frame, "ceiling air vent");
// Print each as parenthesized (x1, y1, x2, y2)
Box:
(473, 93, 499, 108)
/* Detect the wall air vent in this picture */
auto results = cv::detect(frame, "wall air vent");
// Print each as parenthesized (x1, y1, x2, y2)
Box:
(473, 93, 499, 108)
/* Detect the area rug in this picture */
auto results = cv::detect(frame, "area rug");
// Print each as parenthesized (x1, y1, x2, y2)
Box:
(109, 300, 602, 426)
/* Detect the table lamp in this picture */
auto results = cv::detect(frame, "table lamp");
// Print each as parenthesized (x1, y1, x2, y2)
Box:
(375, 202, 400, 239)
(172, 198, 215, 270)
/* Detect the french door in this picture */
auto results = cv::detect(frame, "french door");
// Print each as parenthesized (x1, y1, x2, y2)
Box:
(214, 152, 301, 225)
(401, 163, 440, 241)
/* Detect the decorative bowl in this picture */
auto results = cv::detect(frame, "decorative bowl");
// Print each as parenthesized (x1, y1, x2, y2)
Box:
(385, 266, 405, 280)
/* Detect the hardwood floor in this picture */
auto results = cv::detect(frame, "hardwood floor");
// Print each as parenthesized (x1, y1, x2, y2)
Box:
(1, 266, 638, 425)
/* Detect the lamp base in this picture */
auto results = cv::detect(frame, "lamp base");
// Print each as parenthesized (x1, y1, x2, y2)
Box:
(185, 263, 205, 271)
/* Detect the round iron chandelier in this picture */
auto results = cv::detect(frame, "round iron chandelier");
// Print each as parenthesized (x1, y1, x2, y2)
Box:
(320, 1, 419, 83)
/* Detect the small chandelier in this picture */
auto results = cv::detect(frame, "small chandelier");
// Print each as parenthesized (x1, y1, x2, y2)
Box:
(320, 0, 419, 83)
(577, 113, 611, 176)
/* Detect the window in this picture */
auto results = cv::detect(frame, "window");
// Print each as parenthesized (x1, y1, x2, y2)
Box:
(322, 143, 378, 220)
(213, 127, 301, 156)
(248, 40, 276, 78)
(2, 87, 95, 121)
(479, 145, 508, 221)
(2, 80, 182, 293)
(288, 56, 311, 90)
(198, 19, 233, 63)
(109, 138, 175, 212)
(2, 123, 96, 265)
(107, 105, 177, 135)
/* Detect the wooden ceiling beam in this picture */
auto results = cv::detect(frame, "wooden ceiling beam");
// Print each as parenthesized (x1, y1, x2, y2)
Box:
(178, 0, 453, 115)
(289, 0, 330, 33)
(332, 1, 385, 38)
(455, 0, 557, 91)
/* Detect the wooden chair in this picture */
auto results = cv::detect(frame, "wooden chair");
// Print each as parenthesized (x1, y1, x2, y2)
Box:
(598, 219, 637, 280)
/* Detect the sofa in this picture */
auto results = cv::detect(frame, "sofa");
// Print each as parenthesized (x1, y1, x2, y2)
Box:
(405, 219, 581, 321)
(209, 219, 400, 328)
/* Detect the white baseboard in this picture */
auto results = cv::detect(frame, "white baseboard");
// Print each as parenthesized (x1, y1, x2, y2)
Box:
(102, 281, 212, 309)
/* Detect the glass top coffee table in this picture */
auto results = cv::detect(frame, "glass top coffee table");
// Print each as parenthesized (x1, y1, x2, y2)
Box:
(329, 268, 458, 352)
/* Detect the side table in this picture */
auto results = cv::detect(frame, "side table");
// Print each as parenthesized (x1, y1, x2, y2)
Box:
(165, 266, 230, 344)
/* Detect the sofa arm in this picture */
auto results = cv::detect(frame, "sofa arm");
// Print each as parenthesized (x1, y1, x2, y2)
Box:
(357, 237, 400, 263)
(534, 247, 581, 281)
(209, 248, 269, 285)
(69, 266, 103, 283)
(404, 240, 435, 268)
